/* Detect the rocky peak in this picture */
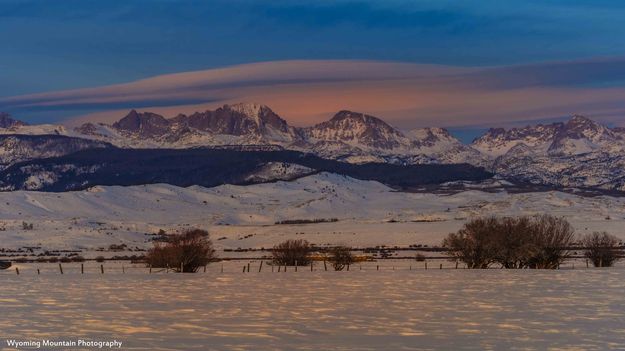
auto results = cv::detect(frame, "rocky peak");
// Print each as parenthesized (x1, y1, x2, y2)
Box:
(305, 110, 406, 149)
(556, 115, 611, 141)
(0, 112, 28, 129)
(112, 110, 171, 137)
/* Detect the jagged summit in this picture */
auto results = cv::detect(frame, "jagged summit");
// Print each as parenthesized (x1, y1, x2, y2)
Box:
(304, 110, 406, 149)
(472, 114, 624, 157)
(0, 112, 28, 129)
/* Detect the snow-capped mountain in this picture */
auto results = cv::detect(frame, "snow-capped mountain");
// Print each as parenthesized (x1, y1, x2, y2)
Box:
(472, 115, 625, 157)
(69, 104, 483, 165)
(304, 110, 407, 150)
(2, 105, 625, 191)
(474, 115, 625, 191)
(0, 113, 67, 136)
(74, 103, 305, 148)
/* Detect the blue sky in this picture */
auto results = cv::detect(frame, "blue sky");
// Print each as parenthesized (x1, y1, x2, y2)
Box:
(2, 0, 625, 141)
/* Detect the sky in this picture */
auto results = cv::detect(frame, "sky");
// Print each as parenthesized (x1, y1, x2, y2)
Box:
(2, 0, 625, 141)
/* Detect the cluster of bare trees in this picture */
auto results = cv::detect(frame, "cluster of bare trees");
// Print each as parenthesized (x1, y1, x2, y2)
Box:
(443, 215, 575, 269)
(444, 215, 622, 268)
(146, 229, 216, 273)
(270, 239, 355, 270)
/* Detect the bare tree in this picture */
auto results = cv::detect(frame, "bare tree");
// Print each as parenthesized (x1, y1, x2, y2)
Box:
(442, 217, 499, 268)
(272, 239, 311, 266)
(146, 229, 216, 273)
(527, 215, 575, 269)
(581, 232, 622, 267)
(328, 246, 355, 271)
(492, 216, 535, 269)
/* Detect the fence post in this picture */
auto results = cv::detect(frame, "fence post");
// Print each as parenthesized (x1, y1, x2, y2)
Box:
(81, 263, 84, 274)
(204, 265, 207, 273)
(586, 259, 589, 268)
(242, 265, 246, 273)
(100, 264, 104, 274)
(221, 264, 224, 273)
(425, 261, 428, 270)
(247, 263, 250, 273)
(439, 263, 442, 269)
(15, 267, 19, 275)
(376, 265, 379, 271)
(259, 261, 263, 273)
(149, 265, 152, 274)
(324, 260, 327, 271)
(122, 265, 125, 274)
(181, 262, 184, 273)
(455, 261, 458, 269)
(37, 268, 40, 275)
(295, 261, 298, 272)
(278, 265, 281, 272)
(347, 264, 350, 271)
(311, 262, 313, 272)
(59, 263, 64, 275)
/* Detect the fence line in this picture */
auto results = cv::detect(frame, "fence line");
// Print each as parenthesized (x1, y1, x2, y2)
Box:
(4, 258, 609, 276)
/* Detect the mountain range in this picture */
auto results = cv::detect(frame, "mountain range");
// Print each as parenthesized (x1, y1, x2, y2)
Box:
(1, 103, 624, 191)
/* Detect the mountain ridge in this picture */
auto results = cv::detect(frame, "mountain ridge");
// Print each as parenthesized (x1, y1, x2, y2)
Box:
(1, 104, 624, 191)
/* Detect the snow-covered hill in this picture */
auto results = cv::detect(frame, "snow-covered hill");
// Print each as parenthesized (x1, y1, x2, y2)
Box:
(0, 173, 623, 252)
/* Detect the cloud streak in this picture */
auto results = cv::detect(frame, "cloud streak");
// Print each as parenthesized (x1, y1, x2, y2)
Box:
(2, 59, 625, 128)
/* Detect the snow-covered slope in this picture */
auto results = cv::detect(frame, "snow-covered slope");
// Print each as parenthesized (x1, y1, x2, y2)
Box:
(0, 135, 111, 170)
(0, 173, 623, 252)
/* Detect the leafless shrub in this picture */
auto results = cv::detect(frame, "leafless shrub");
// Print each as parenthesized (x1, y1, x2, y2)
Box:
(415, 253, 426, 262)
(146, 229, 216, 273)
(328, 246, 355, 271)
(95, 256, 105, 263)
(581, 232, 622, 267)
(272, 239, 311, 266)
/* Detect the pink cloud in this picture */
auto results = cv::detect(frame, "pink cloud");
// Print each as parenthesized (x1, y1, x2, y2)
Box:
(3, 59, 625, 128)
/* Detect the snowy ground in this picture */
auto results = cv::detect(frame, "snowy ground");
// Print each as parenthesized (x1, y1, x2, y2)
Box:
(1, 173, 624, 258)
(2, 265, 625, 350)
